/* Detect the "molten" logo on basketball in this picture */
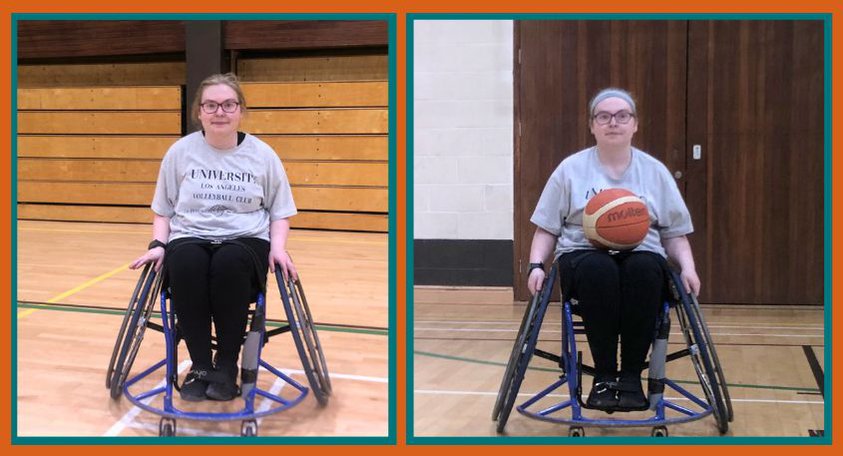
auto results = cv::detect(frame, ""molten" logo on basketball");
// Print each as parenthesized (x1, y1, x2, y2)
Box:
(607, 206, 646, 222)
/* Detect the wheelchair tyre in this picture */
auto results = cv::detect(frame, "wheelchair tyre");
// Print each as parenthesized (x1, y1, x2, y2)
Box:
(159, 418, 176, 437)
(106, 264, 153, 388)
(492, 289, 539, 421)
(109, 268, 162, 400)
(495, 265, 556, 433)
(689, 294, 734, 423)
(293, 279, 332, 395)
(276, 270, 329, 406)
(675, 292, 729, 434)
(569, 426, 585, 437)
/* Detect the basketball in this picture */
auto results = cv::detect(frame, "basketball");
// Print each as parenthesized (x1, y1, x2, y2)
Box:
(582, 188, 650, 250)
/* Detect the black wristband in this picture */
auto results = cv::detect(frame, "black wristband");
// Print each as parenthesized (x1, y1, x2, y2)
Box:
(148, 239, 167, 250)
(528, 262, 544, 274)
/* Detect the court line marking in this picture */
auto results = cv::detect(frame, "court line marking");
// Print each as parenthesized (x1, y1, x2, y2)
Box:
(414, 327, 823, 338)
(104, 360, 192, 436)
(413, 388, 824, 405)
(17, 262, 131, 319)
(104, 366, 387, 436)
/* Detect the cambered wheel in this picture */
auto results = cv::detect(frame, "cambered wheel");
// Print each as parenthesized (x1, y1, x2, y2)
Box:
(492, 284, 540, 421)
(652, 426, 668, 437)
(688, 293, 734, 423)
(241, 420, 258, 437)
(494, 264, 557, 433)
(276, 268, 331, 406)
(106, 264, 153, 389)
(109, 267, 163, 399)
(159, 418, 176, 437)
(569, 426, 585, 437)
(671, 272, 729, 435)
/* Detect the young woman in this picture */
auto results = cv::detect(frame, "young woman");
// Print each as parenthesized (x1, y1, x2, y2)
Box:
(130, 73, 297, 401)
(527, 88, 700, 411)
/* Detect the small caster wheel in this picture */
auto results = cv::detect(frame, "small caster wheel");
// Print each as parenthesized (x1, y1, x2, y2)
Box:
(569, 426, 585, 437)
(241, 419, 258, 437)
(651, 426, 668, 437)
(159, 418, 176, 437)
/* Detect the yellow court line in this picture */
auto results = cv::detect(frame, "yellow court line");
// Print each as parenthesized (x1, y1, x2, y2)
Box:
(18, 262, 132, 319)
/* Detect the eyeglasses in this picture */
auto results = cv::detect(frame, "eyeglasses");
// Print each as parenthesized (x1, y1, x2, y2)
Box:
(593, 110, 635, 125)
(200, 100, 240, 114)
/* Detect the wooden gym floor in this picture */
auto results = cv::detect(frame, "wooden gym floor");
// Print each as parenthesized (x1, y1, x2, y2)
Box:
(16, 220, 389, 437)
(413, 287, 825, 438)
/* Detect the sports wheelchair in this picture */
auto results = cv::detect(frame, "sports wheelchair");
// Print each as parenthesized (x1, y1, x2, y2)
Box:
(105, 263, 331, 437)
(493, 261, 733, 437)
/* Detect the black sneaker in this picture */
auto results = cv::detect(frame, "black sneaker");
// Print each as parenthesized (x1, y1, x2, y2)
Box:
(206, 380, 239, 401)
(585, 374, 619, 410)
(616, 372, 649, 411)
(180, 369, 209, 402)
(206, 363, 239, 401)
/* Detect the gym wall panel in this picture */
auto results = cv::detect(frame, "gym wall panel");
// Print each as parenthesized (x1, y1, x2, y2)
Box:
(236, 78, 388, 232)
(18, 87, 182, 110)
(240, 109, 388, 135)
(18, 136, 176, 159)
(17, 62, 186, 87)
(17, 85, 183, 225)
(237, 55, 388, 82)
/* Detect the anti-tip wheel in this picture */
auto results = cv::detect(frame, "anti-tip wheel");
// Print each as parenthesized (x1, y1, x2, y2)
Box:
(569, 426, 585, 437)
(651, 426, 668, 437)
(158, 418, 176, 437)
(241, 420, 258, 437)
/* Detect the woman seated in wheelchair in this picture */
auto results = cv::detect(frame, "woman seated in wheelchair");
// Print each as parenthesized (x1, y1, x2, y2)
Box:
(527, 88, 700, 412)
(130, 73, 298, 402)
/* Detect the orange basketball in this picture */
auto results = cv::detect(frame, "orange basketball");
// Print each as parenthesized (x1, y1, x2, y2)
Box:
(582, 188, 650, 251)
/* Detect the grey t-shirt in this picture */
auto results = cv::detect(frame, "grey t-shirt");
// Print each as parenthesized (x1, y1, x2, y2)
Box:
(151, 131, 297, 242)
(531, 146, 693, 259)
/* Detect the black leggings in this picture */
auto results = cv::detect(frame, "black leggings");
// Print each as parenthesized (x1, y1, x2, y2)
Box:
(558, 250, 665, 377)
(165, 237, 270, 371)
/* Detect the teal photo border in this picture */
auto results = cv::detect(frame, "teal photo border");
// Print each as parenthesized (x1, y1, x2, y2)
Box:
(406, 12, 832, 445)
(11, 12, 397, 445)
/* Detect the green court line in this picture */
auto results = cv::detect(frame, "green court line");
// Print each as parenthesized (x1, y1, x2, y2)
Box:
(414, 350, 820, 393)
(17, 301, 388, 337)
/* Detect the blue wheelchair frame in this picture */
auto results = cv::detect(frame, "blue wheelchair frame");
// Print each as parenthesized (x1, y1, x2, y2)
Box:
(493, 263, 732, 437)
(107, 263, 331, 437)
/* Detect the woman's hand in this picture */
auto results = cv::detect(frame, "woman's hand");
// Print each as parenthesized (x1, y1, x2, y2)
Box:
(680, 267, 701, 297)
(527, 268, 546, 296)
(129, 246, 165, 272)
(269, 249, 298, 281)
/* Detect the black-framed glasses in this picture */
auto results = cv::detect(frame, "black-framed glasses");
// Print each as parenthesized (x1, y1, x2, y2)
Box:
(593, 110, 635, 125)
(200, 100, 240, 114)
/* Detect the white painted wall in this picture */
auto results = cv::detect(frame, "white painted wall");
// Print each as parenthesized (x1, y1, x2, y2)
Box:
(413, 20, 514, 240)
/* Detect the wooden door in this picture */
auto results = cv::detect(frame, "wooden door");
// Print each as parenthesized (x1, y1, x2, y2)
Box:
(514, 20, 688, 300)
(686, 21, 824, 304)
(514, 20, 824, 305)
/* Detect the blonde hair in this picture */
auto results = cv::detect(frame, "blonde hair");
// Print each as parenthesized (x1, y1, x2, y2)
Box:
(191, 72, 247, 127)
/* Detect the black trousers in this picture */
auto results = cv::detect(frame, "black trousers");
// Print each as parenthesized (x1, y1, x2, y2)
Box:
(558, 250, 665, 377)
(165, 237, 270, 372)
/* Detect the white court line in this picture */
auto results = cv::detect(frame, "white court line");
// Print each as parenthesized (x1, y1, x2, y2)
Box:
(104, 360, 192, 436)
(413, 327, 823, 338)
(106, 366, 388, 436)
(414, 389, 824, 405)
(416, 320, 824, 330)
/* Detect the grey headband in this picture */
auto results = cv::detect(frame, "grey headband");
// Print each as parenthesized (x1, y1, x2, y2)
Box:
(589, 88, 636, 115)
